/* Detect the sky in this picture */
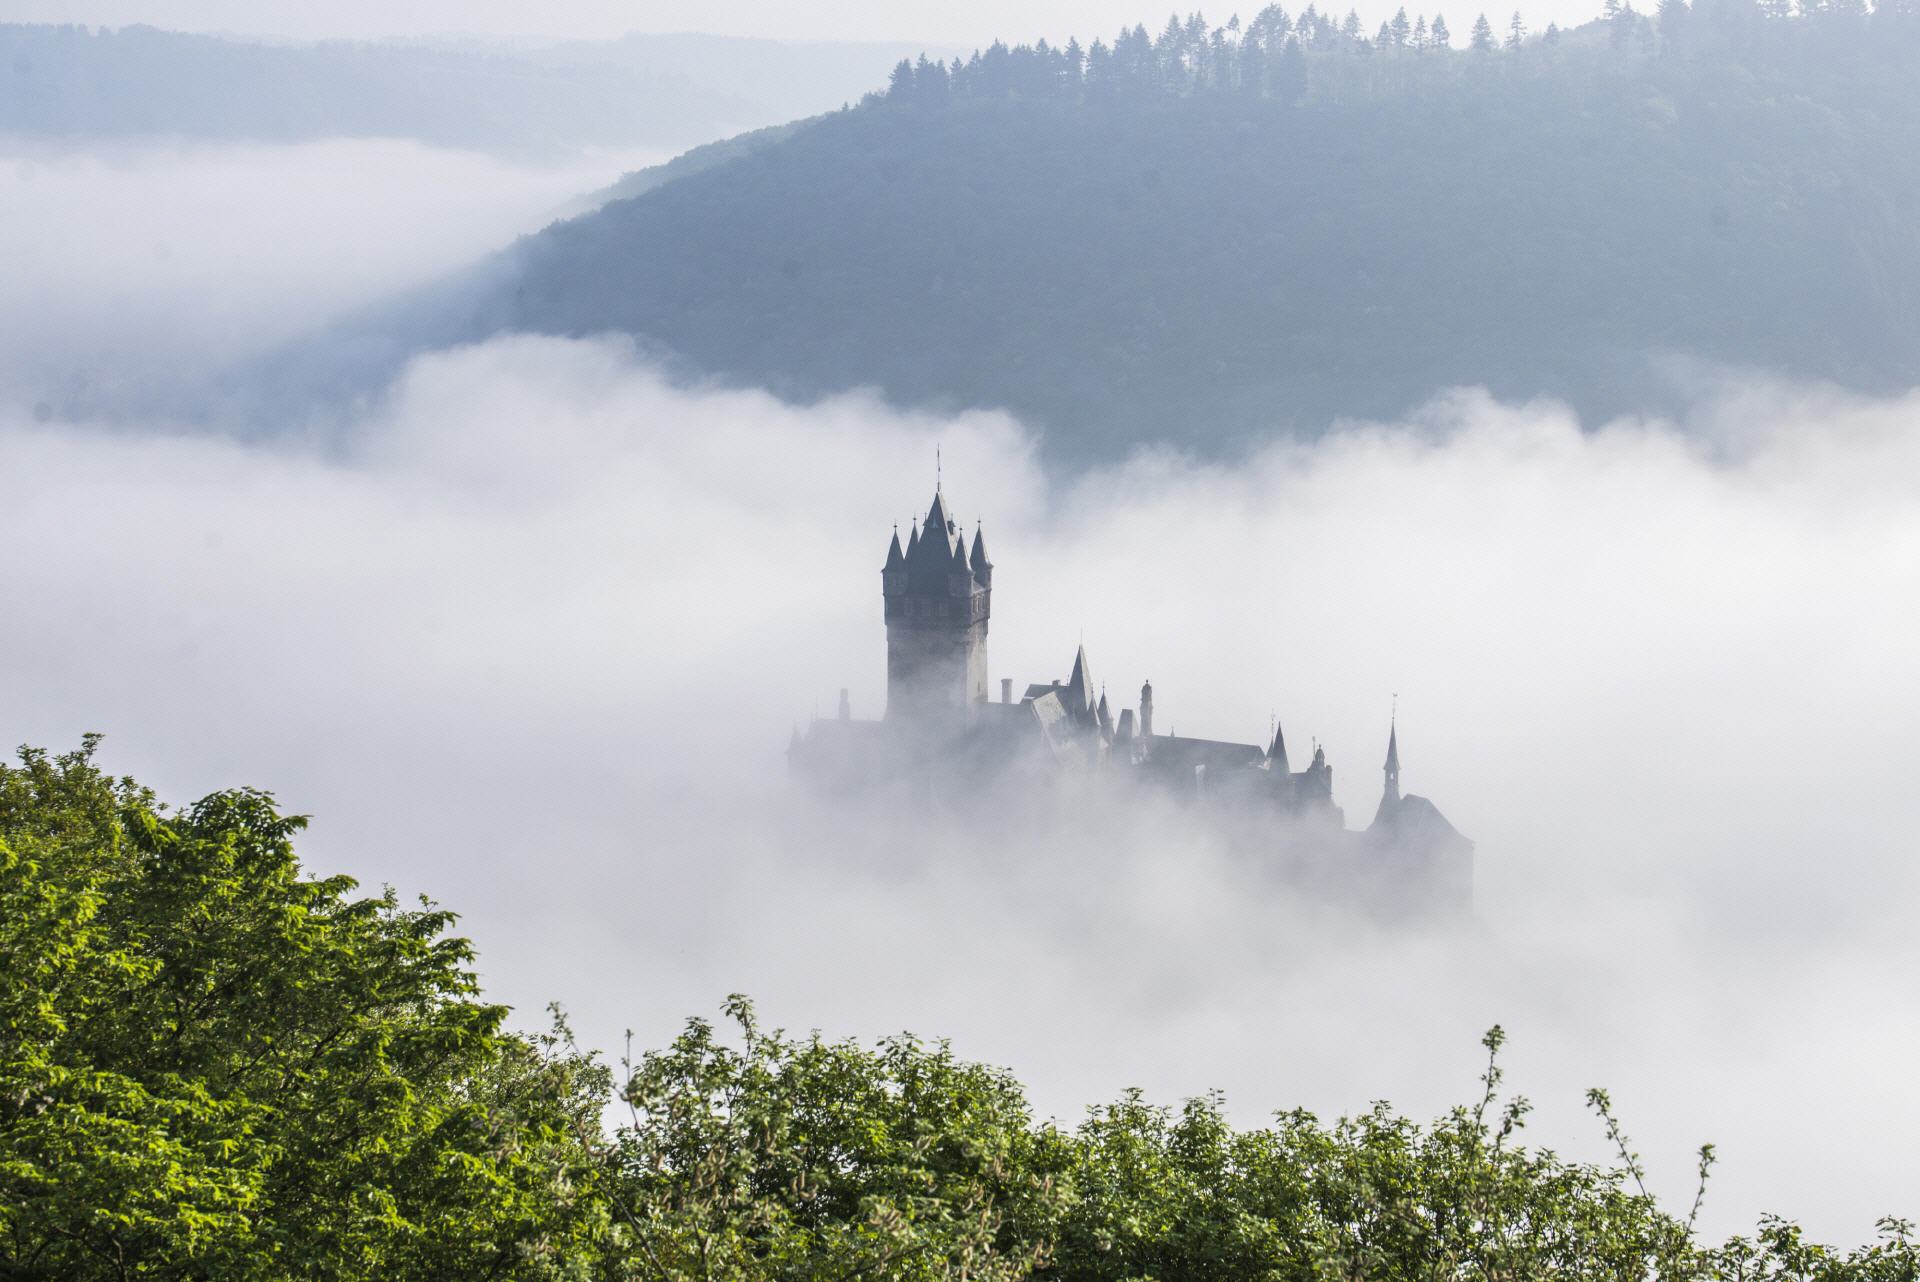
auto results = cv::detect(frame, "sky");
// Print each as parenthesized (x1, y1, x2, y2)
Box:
(14, 0, 1602, 51)
(2, 127, 1919, 1248)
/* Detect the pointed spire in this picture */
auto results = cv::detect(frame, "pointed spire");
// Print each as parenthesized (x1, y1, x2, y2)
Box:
(924, 487, 954, 540)
(1066, 644, 1095, 712)
(884, 526, 904, 570)
(905, 519, 921, 558)
(969, 524, 991, 575)
(1376, 709, 1403, 823)
(1269, 719, 1290, 773)
(1380, 708, 1401, 810)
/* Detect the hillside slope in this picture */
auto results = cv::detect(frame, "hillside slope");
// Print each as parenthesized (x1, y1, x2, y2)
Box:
(451, 5, 1920, 458)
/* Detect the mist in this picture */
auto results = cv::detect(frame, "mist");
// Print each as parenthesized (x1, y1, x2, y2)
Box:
(4, 331, 1917, 1245)
(0, 137, 661, 408)
(4, 0, 1612, 50)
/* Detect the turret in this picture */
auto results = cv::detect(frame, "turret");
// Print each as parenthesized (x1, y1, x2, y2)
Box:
(1305, 742, 1334, 798)
(948, 534, 974, 596)
(1268, 720, 1290, 773)
(1139, 680, 1154, 738)
(969, 525, 993, 587)
(882, 527, 906, 597)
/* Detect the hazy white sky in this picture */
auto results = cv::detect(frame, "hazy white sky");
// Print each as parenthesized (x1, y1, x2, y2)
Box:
(18, 0, 1603, 50)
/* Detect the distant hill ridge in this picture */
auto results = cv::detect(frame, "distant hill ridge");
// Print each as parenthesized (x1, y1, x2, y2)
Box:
(402, 0, 1920, 461)
(0, 23, 940, 154)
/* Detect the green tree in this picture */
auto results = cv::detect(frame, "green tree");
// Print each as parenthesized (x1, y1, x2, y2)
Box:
(1471, 11, 1498, 47)
(0, 740, 611, 1281)
(609, 996, 1067, 1281)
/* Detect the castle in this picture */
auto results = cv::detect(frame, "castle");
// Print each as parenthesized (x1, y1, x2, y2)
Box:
(788, 481, 1473, 913)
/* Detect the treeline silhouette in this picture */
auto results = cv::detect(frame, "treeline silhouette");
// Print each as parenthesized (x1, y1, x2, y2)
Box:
(881, 0, 1920, 108)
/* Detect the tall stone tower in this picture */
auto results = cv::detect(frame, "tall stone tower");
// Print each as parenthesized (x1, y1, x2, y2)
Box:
(882, 486, 991, 721)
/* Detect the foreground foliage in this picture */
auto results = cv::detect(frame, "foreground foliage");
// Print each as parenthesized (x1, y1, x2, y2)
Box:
(1, 742, 1911, 1279)
(0, 740, 611, 1279)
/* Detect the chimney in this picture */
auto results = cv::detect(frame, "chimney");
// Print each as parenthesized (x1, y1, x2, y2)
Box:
(838, 688, 851, 721)
(1000, 678, 1013, 704)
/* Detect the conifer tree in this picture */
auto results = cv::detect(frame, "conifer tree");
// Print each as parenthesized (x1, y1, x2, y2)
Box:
(1392, 7, 1416, 42)
(1471, 11, 1497, 47)
(887, 58, 915, 100)
(1658, 0, 1690, 40)
(1507, 10, 1527, 44)
(1432, 12, 1454, 44)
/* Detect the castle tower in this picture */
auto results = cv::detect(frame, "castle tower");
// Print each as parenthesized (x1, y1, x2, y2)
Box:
(1139, 680, 1154, 738)
(882, 486, 990, 721)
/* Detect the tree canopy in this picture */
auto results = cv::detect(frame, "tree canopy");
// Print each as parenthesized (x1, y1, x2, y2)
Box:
(2, 740, 1914, 1279)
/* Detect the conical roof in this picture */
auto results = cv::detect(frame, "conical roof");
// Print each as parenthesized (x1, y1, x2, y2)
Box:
(969, 526, 991, 574)
(1066, 645, 1095, 712)
(905, 521, 921, 557)
(884, 528, 905, 570)
(924, 488, 954, 538)
(1384, 721, 1400, 773)
(1269, 721, 1290, 772)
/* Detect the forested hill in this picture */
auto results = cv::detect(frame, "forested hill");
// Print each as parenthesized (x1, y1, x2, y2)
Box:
(425, 2, 1917, 457)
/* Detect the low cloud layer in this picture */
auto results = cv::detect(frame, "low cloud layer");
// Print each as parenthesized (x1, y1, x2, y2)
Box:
(0, 138, 661, 406)
(4, 335, 1917, 1243)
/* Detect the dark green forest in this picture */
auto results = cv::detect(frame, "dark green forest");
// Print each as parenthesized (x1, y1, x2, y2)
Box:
(3, 739, 1914, 1280)
(431, 0, 1920, 461)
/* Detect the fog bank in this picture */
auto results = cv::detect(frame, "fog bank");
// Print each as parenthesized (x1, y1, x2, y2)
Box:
(0, 138, 661, 407)
(3, 336, 1917, 1243)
